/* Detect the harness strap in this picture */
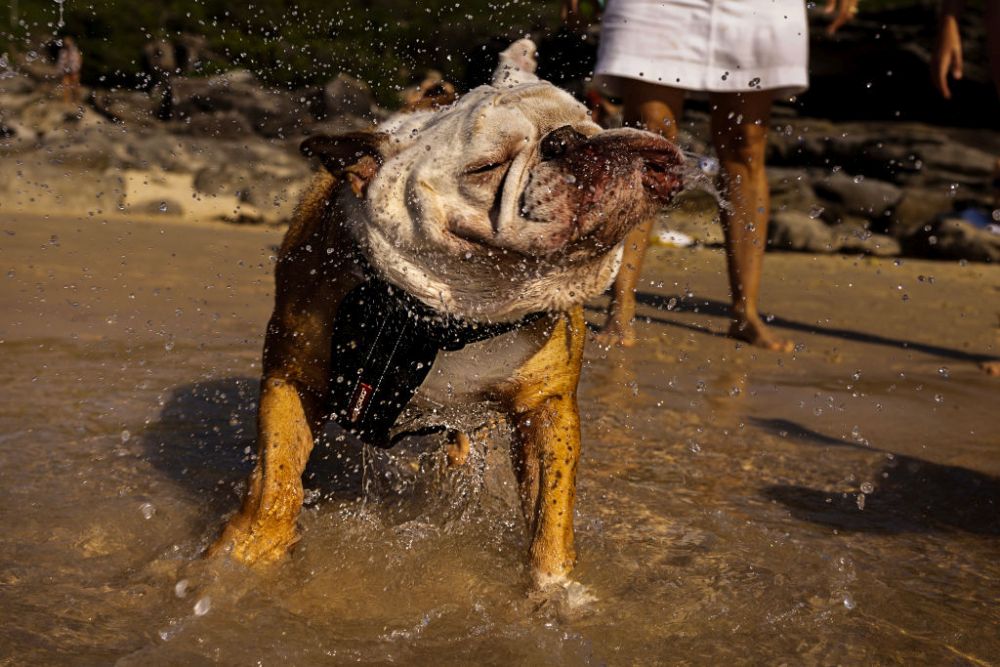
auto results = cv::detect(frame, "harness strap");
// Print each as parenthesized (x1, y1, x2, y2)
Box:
(328, 269, 545, 447)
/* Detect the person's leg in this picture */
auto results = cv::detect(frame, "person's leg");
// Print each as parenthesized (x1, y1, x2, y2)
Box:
(987, 0, 1000, 95)
(982, 2, 1000, 374)
(599, 78, 685, 347)
(709, 91, 793, 352)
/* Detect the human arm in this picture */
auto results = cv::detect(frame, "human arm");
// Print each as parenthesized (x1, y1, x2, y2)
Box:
(931, 0, 964, 99)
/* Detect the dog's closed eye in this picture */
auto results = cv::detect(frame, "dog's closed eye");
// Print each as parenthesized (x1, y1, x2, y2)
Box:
(465, 160, 507, 175)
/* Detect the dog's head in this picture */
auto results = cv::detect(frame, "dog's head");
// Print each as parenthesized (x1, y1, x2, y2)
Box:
(303, 39, 685, 321)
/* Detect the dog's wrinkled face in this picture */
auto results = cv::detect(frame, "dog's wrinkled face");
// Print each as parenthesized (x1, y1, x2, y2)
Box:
(314, 40, 685, 321)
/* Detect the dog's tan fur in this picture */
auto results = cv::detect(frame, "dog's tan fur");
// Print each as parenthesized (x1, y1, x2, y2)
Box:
(208, 168, 587, 584)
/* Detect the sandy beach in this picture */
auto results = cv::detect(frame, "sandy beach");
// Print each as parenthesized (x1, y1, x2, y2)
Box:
(1, 210, 998, 664)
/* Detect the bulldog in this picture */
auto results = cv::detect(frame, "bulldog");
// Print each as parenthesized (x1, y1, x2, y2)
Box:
(207, 40, 685, 589)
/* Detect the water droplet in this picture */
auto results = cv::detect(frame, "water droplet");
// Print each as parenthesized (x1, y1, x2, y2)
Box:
(164, 339, 175, 352)
(139, 502, 155, 520)
(666, 297, 677, 311)
(934, 393, 944, 403)
(175, 579, 190, 598)
(193, 596, 211, 616)
(852, 175, 865, 184)
(860, 482, 874, 494)
(120, 429, 131, 443)
(748, 77, 761, 87)
(808, 206, 825, 219)
(851, 370, 861, 381)
(843, 593, 855, 610)
(937, 367, 949, 379)
(158, 201, 168, 212)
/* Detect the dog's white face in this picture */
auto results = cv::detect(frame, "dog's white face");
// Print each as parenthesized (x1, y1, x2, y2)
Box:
(326, 40, 684, 321)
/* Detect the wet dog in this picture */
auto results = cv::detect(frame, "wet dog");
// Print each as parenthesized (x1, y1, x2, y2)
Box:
(207, 40, 684, 589)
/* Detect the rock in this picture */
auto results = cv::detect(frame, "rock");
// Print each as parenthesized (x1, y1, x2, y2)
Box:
(916, 141, 997, 185)
(89, 89, 157, 128)
(812, 172, 903, 220)
(171, 70, 305, 138)
(830, 224, 902, 257)
(769, 167, 820, 215)
(768, 210, 839, 253)
(0, 161, 124, 215)
(890, 187, 955, 238)
(901, 217, 1000, 263)
(322, 73, 375, 119)
(177, 111, 253, 139)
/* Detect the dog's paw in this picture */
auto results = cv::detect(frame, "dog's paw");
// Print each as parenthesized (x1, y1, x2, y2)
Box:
(205, 521, 299, 566)
(529, 574, 598, 619)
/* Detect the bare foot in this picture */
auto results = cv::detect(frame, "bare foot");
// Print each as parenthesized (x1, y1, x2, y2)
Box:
(980, 360, 1000, 376)
(729, 316, 794, 353)
(594, 318, 637, 348)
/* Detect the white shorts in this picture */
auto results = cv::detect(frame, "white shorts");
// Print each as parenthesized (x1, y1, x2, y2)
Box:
(594, 0, 810, 97)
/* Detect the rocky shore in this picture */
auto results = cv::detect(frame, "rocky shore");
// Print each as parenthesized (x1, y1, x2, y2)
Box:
(1, 11, 998, 262)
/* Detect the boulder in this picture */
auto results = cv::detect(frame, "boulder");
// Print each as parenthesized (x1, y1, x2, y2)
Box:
(830, 224, 902, 257)
(322, 73, 375, 119)
(890, 187, 955, 238)
(812, 172, 903, 220)
(769, 166, 820, 215)
(177, 110, 254, 139)
(89, 89, 157, 129)
(171, 70, 305, 138)
(901, 217, 1000, 263)
(767, 210, 839, 253)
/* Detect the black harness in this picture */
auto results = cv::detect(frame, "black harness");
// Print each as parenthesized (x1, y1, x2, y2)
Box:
(328, 268, 545, 447)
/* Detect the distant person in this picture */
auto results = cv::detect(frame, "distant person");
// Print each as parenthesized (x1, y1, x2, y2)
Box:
(143, 39, 177, 120)
(56, 36, 82, 105)
(931, 0, 1000, 376)
(564, 0, 857, 349)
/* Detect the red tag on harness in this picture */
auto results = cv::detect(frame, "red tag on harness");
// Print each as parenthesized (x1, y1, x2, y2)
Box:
(348, 381, 374, 423)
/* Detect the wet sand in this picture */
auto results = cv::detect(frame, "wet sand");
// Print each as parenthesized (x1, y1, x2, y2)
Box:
(1, 212, 998, 665)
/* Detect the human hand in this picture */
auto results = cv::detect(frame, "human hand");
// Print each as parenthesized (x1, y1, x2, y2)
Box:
(931, 14, 963, 99)
(823, 0, 859, 35)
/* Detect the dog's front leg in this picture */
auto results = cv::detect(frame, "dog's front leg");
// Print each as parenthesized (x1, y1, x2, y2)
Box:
(507, 310, 585, 588)
(511, 394, 581, 588)
(207, 377, 323, 565)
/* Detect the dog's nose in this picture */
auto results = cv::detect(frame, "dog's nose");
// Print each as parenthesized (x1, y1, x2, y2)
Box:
(540, 125, 587, 161)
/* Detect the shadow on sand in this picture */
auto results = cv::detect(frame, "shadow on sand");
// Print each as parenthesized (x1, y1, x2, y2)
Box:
(138, 377, 366, 514)
(140, 379, 998, 539)
(624, 292, 994, 364)
(753, 417, 1000, 536)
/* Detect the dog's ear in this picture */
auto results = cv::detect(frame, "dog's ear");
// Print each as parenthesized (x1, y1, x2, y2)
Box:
(300, 132, 385, 197)
(492, 38, 539, 87)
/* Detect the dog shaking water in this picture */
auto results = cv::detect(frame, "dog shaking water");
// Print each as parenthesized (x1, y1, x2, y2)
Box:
(208, 39, 685, 591)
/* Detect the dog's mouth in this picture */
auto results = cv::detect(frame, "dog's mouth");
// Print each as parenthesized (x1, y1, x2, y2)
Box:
(517, 129, 685, 248)
(639, 147, 685, 203)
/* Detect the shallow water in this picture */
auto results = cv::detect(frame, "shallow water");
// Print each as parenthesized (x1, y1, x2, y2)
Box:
(1, 214, 998, 665)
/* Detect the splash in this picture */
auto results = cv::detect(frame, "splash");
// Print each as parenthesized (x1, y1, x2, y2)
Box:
(676, 150, 733, 214)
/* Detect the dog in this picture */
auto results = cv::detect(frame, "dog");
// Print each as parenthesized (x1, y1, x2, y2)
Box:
(207, 39, 685, 589)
